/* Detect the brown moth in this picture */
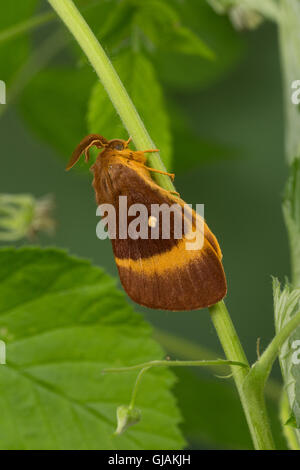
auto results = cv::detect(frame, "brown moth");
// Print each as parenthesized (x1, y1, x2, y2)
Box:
(66, 134, 227, 310)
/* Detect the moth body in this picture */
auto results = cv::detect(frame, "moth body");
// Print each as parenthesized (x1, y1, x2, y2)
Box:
(67, 134, 227, 310)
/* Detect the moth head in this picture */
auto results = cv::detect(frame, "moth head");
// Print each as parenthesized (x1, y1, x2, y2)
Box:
(66, 134, 109, 170)
(107, 136, 132, 151)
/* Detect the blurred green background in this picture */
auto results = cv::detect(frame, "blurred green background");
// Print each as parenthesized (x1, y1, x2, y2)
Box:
(0, 0, 290, 449)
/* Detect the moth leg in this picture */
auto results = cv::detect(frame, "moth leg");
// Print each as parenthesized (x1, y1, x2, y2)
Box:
(143, 166, 175, 181)
(142, 149, 160, 154)
(125, 136, 132, 146)
(169, 190, 180, 197)
(122, 147, 176, 180)
(141, 149, 175, 180)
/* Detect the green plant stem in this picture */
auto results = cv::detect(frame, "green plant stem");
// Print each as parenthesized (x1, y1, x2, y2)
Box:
(108, 359, 248, 412)
(154, 328, 282, 402)
(209, 301, 275, 449)
(103, 358, 249, 374)
(243, 308, 300, 449)
(154, 328, 230, 373)
(129, 367, 150, 410)
(49, 0, 277, 450)
(253, 309, 300, 383)
(276, 30, 300, 452)
(277, 0, 300, 449)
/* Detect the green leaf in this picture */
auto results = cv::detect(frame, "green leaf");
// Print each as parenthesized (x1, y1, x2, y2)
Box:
(0, 0, 38, 84)
(153, 0, 244, 90)
(19, 67, 95, 159)
(88, 49, 172, 169)
(135, 0, 214, 59)
(273, 278, 300, 442)
(0, 247, 184, 450)
(94, 1, 138, 50)
(285, 413, 298, 428)
(69, 0, 135, 61)
(166, 25, 214, 58)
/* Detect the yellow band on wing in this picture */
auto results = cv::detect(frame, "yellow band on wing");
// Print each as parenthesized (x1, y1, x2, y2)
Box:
(115, 237, 214, 274)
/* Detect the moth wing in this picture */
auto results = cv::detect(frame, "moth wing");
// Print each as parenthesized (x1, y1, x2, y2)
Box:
(106, 161, 227, 311)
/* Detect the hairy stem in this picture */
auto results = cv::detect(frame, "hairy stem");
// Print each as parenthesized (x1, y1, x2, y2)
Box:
(129, 367, 150, 410)
(277, 0, 300, 448)
(154, 328, 282, 402)
(210, 301, 275, 449)
(106, 358, 248, 413)
(254, 309, 300, 383)
(103, 358, 249, 373)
